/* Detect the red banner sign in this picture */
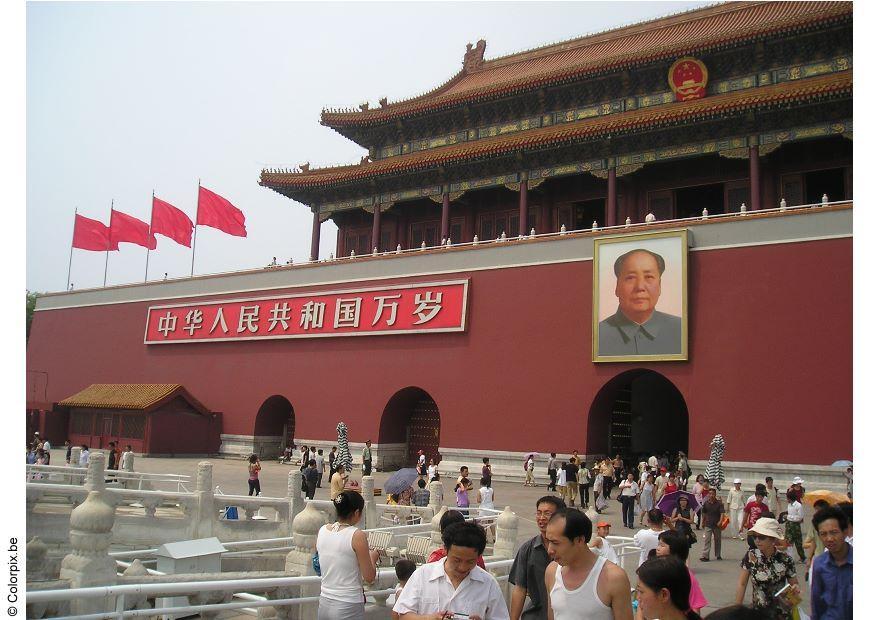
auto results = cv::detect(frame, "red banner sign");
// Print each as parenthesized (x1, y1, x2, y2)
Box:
(144, 280, 468, 344)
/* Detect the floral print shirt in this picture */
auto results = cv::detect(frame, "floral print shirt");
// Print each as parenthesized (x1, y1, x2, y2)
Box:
(741, 549, 797, 619)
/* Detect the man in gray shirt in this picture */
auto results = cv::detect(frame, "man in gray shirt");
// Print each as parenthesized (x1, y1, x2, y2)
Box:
(509, 496, 566, 620)
(597, 248, 682, 356)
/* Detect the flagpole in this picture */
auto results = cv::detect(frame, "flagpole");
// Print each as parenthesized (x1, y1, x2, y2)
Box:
(145, 190, 154, 282)
(104, 200, 113, 287)
(190, 179, 200, 276)
(66, 207, 77, 291)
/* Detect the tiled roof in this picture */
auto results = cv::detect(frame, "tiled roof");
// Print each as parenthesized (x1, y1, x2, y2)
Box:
(262, 71, 851, 191)
(58, 384, 207, 413)
(320, 2, 851, 128)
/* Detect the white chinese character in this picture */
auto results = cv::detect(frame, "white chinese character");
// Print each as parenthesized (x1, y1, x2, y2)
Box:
(268, 302, 292, 332)
(237, 305, 260, 333)
(413, 291, 443, 325)
(157, 311, 177, 337)
(372, 294, 401, 326)
(209, 307, 229, 334)
(183, 309, 204, 335)
(334, 297, 362, 328)
(300, 301, 326, 330)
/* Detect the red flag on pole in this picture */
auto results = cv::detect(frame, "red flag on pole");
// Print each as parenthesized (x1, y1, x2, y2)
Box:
(72, 213, 112, 251)
(197, 186, 247, 237)
(151, 197, 194, 247)
(110, 209, 157, 250)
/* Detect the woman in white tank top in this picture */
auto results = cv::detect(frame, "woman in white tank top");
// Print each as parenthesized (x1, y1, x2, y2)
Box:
(316, 490, 380, 620)
(477, 476, 495, 511)
(550, 555, 614, 620)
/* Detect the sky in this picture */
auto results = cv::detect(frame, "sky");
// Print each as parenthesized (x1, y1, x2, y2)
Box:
(25, 0, 715, 293)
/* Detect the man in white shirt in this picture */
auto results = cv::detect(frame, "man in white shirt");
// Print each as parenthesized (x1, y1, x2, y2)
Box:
(78, 445, 90, 467)
(633, 509, 666, 567)
(394, 522, 508, 620)
(315, 449, 325, 488)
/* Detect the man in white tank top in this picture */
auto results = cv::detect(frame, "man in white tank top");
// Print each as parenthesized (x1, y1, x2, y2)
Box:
(543, 510, 633, 620)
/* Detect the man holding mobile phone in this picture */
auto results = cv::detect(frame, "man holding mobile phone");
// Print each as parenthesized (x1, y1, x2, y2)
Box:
(394, 522, 509, 620)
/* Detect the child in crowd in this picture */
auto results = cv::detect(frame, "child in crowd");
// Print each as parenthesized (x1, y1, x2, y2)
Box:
(391, 559, 417, 620)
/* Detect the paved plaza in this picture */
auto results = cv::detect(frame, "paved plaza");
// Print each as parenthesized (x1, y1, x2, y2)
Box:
(47, 450, 817, 616)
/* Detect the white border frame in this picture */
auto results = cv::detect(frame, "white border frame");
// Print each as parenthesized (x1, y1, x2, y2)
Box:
(143, 279, 469, 345)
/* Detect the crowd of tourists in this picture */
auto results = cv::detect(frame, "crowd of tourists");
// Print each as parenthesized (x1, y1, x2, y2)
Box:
(306, 448, 851, 620)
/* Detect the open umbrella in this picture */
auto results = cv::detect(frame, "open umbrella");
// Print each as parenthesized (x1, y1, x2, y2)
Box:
(801, 490, 850, 506)
(831, 460, 852, 467)
(657, 490, 702, 515)
(523, 452, 540, 466)
(383, 468, 420, 495)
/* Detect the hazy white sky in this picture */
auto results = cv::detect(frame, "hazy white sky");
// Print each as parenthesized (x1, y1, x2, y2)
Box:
(26, 1, 712, 293)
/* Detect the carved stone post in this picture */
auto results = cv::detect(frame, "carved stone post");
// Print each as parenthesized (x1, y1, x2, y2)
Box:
(288, 470, 305, 529)
(194, 461, 214, 539)
(83, 449, 105, 492)
(26, 537, 48, 582)
(284, 503, 324, 620)
(69, 447, 81, 483)
(59, 453, 117, 615)
(362, 476, 377, 529)
(492, 507, 519, 560)
(428, 479, 444, 514)
(430, 505, 448, 548)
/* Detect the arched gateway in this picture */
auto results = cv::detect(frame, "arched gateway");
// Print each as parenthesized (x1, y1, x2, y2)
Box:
(587, 370, 688, 462)
(253, 395, 294, 459)
(379, 387, 441, 471)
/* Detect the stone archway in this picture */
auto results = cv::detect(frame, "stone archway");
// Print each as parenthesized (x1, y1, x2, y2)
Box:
(253, 395, 294, 459)
(379, 387, 441, 470)
(587, 370, 688, 463)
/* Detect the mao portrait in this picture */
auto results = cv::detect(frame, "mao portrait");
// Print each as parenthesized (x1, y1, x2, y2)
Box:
(592, 230, 688, 362)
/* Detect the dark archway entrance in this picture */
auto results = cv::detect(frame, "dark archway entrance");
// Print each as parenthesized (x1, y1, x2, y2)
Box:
(379, 387, 441, 470)
(587, 370, 688, 462)
(253, 395, 294, 459)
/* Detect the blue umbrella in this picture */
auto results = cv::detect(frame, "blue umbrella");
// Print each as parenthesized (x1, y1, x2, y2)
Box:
(831, 460, 852, 467)
(384, 468, 420, 495)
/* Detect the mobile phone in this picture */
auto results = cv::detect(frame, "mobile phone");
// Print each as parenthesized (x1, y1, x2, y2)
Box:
(774, 583, 791, 598)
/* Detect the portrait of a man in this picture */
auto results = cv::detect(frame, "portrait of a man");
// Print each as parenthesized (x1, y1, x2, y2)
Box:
(593, 230, 687, 361)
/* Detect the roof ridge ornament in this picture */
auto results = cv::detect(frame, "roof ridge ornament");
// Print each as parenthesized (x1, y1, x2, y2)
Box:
(463, 39, 487, 73)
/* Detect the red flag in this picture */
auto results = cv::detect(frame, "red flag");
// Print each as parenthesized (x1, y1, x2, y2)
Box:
(151, 196, 193, 247)
(197, 186, 247, 237)
(110, 209, 157, 250)
(72, 213, 112, 251)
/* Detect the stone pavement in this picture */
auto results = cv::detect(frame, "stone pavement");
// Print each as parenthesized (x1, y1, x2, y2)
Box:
(52, 451, 815, 616)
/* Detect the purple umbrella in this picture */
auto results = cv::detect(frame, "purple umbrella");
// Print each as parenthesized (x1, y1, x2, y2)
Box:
(657, 490, 702, 515)
(383, 468, 420, 495)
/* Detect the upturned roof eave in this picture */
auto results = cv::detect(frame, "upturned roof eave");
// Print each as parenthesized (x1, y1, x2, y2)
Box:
(318, 2, 851, 131)
(261, 71, 852, 198)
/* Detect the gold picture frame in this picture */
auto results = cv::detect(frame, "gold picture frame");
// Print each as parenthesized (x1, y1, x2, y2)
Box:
(592, 229, 688, 362)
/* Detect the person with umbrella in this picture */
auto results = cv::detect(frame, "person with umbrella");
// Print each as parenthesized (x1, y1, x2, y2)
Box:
(669, 495, 697, 548)
(384, 468, 420, 497)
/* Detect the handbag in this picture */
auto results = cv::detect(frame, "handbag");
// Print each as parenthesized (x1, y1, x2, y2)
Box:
(718, 515, 730, 530)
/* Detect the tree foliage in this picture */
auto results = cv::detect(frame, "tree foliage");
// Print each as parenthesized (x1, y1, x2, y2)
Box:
(26, 290, 39, 342)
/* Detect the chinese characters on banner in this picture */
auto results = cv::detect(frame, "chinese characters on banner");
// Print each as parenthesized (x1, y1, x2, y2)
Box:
(144, 280, 468, 344)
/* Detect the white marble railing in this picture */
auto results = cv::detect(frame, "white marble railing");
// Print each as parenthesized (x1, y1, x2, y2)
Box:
(26, 463, 191, 491)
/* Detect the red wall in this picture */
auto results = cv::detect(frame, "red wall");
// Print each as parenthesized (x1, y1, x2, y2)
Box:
(26, 238, 852, 464)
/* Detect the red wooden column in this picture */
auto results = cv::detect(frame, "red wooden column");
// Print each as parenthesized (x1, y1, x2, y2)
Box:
(371, 202, 381, 251)
(606, 167, 617, 227)
(519, 179, 529, 235)
(441, 192, 450, 242)
(749, 145, 761, 211)
(309, 206, 321, 262)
